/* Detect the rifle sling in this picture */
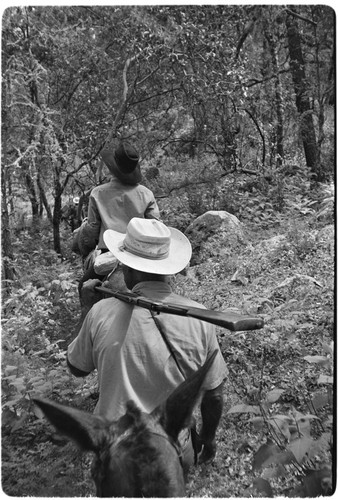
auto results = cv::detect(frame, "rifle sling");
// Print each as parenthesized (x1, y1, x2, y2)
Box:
(150, 310, 186, 380)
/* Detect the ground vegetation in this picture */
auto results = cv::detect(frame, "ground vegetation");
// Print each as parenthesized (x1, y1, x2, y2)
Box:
(2, 167, 334, 496)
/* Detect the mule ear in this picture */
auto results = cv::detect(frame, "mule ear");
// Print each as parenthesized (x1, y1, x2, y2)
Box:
(33, 397, 109, 452)
(155, 350, 218, 441)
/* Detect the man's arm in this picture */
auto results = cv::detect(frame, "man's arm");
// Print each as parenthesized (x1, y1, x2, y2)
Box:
(199, 382, 224, 463)
(144, 195, 161, 220)
(67, 291, 98, 378)
(79, 278, 103, 321)
(81, 196, 100, 251)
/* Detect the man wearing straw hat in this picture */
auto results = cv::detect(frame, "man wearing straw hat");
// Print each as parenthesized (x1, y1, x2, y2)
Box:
(67, 218, 227, 468)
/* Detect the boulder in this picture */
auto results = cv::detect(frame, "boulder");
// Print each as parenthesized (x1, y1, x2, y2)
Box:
(185, 210, 245, 265)
(255, 234, 286, 254)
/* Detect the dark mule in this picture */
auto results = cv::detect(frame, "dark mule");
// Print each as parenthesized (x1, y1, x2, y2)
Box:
(34, 350, 217, 497)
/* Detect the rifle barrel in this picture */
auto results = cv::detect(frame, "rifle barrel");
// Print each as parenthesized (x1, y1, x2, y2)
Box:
(95, 286, 264, 332)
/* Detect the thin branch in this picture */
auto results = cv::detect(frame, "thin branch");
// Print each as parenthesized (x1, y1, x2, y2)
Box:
(243, 108, 266, 166)
(129, 86, 182, 107)
(62, 145, 105, 191)
(284, 8, 317, 26)
(137, 62, 162, 87)
(246, 68, 290, 88)
(235, 19, 256, 60)
(122, 55, 138, 101)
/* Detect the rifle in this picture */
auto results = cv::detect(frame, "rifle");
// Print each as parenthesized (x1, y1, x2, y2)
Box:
(95, 286, 264, 332)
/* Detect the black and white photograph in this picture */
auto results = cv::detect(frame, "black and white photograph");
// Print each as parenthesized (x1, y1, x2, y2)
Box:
(1, 3, 335, 497)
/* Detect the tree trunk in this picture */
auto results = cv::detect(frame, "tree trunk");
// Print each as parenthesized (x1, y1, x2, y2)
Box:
(37, 172, 53, 223)
(1, 53, 16, 294)
(21, 161, 40, 221)
(312, 15, 327, 181)
(105, 55, 139, 148)
(52, 161, 63, 255)
(286, 11, 320, 180)
(53, 203, 62, 255)
(1, 165, 16, 294)
(264, 20, 284, 168)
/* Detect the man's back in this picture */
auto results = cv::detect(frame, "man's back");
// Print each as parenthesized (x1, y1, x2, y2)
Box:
(68, 281, 227, 420)
(82, 179, 159, 250)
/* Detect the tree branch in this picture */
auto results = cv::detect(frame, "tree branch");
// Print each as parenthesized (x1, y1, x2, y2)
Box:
(246, 68, 290, 88)
(284, 8, 317, 26)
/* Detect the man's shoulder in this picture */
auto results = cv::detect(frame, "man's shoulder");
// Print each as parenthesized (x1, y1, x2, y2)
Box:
(90, 182, 112, 195)
(90, 296, 137, 320)
(135, 183, 155, 197)
(90, 181, 153, 197)
(167, 292, 206, 310)
(91, 296, 125, 311)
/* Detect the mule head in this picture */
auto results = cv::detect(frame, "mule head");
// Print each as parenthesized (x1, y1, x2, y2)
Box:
(33, 349, 217, 497)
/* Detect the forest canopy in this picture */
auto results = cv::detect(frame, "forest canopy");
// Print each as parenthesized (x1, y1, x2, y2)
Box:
(2, 5, 335, 264)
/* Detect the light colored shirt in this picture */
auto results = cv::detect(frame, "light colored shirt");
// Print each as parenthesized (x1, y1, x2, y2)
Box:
(81, 177, 160, 250)
(67, 281, 228, 421)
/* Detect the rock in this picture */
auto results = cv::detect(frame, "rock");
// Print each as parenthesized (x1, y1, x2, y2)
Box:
(255, 234, 286, 254)
(185, 210, 245, 265)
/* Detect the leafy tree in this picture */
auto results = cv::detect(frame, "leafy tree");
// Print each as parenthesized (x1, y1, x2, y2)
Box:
(234, 5, 334, 180)
(1, 5, 334, 259)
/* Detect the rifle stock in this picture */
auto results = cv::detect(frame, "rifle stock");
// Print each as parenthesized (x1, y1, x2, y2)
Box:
(184, 306, 264, 331)
(95, 286, 264, 332)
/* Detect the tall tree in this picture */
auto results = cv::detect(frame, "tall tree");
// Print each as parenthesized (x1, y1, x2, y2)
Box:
(262, 10, 284, 168)
(285, 8, 320, 180)
(1, 27, 16, 291)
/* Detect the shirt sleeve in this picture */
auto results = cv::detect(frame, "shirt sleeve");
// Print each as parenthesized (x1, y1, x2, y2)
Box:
(67, 311, 96, 374)
(202, 327, 228, 391)
(81, 195, 101, 250)
(144, 194, 160, 220)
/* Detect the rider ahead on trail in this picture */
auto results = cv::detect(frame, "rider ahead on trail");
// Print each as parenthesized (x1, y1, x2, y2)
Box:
(77, 141, 160, 285)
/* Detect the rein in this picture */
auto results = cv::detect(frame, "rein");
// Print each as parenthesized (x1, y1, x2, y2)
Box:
(149, 430, 184, 467)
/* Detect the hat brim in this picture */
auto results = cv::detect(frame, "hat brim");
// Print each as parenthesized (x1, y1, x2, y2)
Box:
(101, 150, 142, 185)
(103, 227, 192, 275)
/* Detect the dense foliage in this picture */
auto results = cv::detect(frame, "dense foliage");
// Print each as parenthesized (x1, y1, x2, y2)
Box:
(1, 4, 335, 498)
(2, 6, 335, 256)
(2, 167, 334, 496)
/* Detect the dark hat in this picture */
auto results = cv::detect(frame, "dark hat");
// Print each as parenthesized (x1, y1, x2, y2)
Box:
(101, 142, 142, 185)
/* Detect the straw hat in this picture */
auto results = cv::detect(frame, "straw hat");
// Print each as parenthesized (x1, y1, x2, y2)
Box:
(103, 218, 192, 275)
(101, 142, 142, 185)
